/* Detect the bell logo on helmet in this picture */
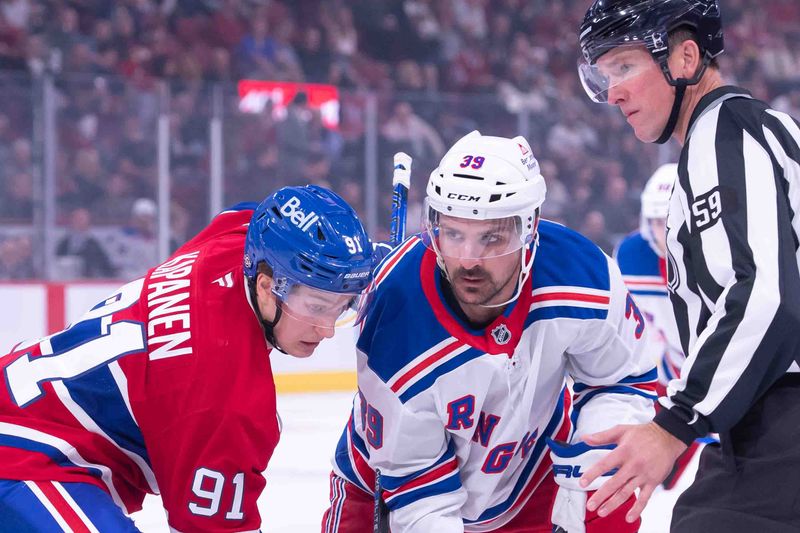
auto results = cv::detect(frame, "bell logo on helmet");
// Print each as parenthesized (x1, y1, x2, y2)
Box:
(447, 193, 481, 202)
(280, 196, 320, 232)
(518, 143, 529, 156)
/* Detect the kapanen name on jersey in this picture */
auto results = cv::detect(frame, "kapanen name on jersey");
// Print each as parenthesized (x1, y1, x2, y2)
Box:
(146, 250, 200, 361)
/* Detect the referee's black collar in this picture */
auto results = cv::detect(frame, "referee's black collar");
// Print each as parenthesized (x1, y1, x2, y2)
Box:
(685, 86, 752, 141)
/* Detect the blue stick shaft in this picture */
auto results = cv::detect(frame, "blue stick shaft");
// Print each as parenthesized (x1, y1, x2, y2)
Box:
(390, 183, 408, 247)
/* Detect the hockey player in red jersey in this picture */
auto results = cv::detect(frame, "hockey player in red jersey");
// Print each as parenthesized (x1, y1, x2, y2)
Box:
(0, 185, 377, 532)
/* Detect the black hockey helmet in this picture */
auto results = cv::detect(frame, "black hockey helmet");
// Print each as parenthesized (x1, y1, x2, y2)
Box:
(578, 0, 723, 143)
(580, 0, 723, 67)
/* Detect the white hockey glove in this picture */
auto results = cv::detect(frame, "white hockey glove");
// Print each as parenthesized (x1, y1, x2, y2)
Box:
(546, 438, 617, 533)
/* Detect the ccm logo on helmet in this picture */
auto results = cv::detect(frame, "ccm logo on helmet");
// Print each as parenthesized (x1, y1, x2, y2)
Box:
(280, 196, 320, 231)
(447, 193, 480, 202)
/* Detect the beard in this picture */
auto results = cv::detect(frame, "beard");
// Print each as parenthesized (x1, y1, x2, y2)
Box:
(450, 263, 518, 307)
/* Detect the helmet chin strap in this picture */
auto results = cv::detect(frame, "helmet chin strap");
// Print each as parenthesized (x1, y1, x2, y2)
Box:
(480, 237, 538, 309)
(653, 58, 711, 145)
(247, 277, 285, 352)
(654, 78, 687, 144)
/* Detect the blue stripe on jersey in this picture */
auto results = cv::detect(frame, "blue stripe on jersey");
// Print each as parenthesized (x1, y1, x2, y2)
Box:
(379, 441, 457, 492)
(333, 431, 366, 492)
(525, 305, 608, 327)
(359, 242, 454, 385)
(49, 320, 151, 469)
(333, 415, 370, 493)
(465, 389, 566, 524)
(532, 221, 610, 293)
(60, 481, 139, 531)
(615, 232, 661, 277)
(571, 386, 657, 428)
(630, 289, 668, 297)
(349, 420, 370, 460)
(398, 346, 486, 404)
(617, 368, 658, 384)
(573, 368, 658, 392)
(0, 435, 103, 479)
(384, 473, 462, 511)
(0, 480, 65, 532)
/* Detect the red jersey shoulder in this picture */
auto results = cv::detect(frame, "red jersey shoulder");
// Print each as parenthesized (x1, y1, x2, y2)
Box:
(140, 207, 255, 365)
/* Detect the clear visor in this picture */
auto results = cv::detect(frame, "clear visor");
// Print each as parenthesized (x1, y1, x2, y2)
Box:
(578, 45, 658, 103)
(422, 206, 527, 261)
(274, 280, 374, 329)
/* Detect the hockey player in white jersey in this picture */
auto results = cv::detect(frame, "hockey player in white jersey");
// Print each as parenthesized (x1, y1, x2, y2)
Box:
(615, 164, 683, 395)
(614, 164, 706, 490)
(321, 131, 656, 533)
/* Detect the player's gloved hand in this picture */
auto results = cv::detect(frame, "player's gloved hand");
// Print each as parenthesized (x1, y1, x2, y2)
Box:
(547, 439, 639, 533)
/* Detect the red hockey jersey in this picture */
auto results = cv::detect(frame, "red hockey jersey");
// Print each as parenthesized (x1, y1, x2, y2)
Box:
(0, 205, 279, 532)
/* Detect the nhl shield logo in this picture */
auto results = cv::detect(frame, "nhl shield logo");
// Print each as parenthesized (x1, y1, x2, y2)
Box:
(491, 324, 512, 345)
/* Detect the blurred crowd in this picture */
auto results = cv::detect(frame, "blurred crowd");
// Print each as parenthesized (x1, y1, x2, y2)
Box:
(0, 0, 798, 279)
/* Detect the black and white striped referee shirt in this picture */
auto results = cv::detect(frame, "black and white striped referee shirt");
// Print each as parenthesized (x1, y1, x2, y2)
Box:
(654, 86, 800, 445)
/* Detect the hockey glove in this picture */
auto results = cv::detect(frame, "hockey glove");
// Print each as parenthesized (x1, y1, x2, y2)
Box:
(547, 438, 639, 533)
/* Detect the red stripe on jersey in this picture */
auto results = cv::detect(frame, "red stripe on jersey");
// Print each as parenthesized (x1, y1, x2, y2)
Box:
(46, 284, 66, 334)
(375, 238, 419, 286)
(347, 417, 376, 491)
(632, 381, 658, 393)
(622, 279, 665, 286)
(531, 292, 609, 305)
(389, 339, 462, 393)
(382, 457, 458, 501)
(35, 481, 92, 533)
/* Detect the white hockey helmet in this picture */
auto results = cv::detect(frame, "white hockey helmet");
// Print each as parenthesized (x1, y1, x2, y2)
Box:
(424, 130, 547, 306)
(640, 163, 677, 220)
(639, 163, 677, 253)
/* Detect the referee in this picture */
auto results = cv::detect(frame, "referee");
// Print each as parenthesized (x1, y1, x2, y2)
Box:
(573, 1, 800, 531)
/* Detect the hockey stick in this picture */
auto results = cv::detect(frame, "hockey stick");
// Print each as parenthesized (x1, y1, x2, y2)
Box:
(373, 469, 390, 533)
(390, 152, 412, 247)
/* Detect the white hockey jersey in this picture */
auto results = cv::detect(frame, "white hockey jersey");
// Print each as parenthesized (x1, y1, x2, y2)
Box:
(615, 231, 684, 385)
(331, 221, 656, 532)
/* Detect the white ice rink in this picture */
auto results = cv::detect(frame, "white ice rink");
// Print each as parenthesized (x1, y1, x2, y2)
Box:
(131, 391, 698, 533)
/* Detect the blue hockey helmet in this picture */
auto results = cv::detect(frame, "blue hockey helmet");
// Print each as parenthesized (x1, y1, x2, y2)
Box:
(244, 185, 377, 327)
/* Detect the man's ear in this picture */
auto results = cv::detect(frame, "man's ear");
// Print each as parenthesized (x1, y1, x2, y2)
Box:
(671, 38, 702, 79)
(256, 272, 273, 297)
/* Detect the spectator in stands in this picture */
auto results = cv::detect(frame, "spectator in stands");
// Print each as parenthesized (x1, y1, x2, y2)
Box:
(56, 207, 116, 279)
(1, 171, 33, 221)
(773, 88, 800, 119)
(580, 210, 614, 255)
(276, 91, 313, 184)
(60, 147, 105, 213)
(380, 101, 445, 163)
(0, 235, 34, 279)
(296, 26, 332, 84)
(236, 16, 278, 79)
(112, 198, 158, 279)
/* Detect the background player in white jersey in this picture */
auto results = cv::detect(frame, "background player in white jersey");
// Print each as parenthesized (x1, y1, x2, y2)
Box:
(614, 163, 705, 489)
(321, 131, 656, 533)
